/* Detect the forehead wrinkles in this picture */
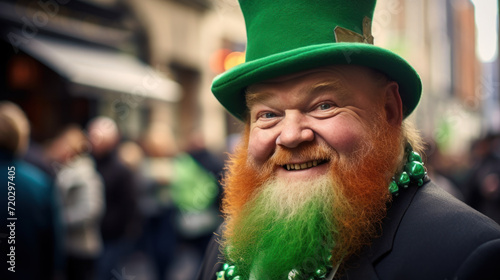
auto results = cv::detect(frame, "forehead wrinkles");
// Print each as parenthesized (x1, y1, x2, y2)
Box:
(245, 76, 348, 110)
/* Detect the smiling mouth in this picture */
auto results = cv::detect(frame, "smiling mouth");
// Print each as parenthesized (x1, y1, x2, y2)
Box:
(283, 160, 328, 171)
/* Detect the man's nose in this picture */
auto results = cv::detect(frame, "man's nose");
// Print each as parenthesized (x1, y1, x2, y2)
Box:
(275, 111, 314, 148)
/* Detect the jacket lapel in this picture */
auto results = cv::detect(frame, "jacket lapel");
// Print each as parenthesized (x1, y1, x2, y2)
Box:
(370, 184, 420, 262)
(340, 182, 422, 279)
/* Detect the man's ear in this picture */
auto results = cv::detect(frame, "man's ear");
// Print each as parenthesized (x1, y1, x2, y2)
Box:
(384, 81, 403, 126)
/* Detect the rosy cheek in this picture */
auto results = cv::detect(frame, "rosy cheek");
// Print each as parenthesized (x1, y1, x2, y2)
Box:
(248, 128, 278, 165)
(332, 130, 361, 154)
(318, 121, 365, 155)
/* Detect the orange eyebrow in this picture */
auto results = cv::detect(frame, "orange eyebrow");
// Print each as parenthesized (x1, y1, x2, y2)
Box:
(245, 88, 272, 109)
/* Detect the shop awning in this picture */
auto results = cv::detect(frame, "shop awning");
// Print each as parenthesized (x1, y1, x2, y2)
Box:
(15, 34, 181, 102)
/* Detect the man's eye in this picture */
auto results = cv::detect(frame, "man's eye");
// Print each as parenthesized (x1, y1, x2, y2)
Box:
(319, 103, 332, 110)
(263, 112, 276, 119)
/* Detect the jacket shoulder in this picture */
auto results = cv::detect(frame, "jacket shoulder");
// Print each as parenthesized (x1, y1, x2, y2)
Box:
(405, 181, 500, 238)
(376, 182, 500, 280)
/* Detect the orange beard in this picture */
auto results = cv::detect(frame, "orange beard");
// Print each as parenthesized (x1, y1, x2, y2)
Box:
(221, 113, 404, 271)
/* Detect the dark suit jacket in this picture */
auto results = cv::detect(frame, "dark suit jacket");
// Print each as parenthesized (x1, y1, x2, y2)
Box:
(196, 181, 500, 280)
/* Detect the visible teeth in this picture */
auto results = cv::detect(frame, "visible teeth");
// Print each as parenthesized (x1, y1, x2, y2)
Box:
(285, 160, 323, 171)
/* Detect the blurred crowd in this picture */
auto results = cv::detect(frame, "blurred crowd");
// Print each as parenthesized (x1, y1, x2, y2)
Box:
(1, 100, 500, 280)
(0, 101, 224, 280)
(423, 134, 500, 225)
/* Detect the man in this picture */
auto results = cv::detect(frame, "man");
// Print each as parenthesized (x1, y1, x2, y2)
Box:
(87, 117, 142, 280)
(50, 125, 105, 280)
(197, 1, 500, 280)
(0, 101, 64, 280)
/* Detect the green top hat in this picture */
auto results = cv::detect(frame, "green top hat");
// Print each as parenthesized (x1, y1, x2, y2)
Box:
(211, 0, 422, 121)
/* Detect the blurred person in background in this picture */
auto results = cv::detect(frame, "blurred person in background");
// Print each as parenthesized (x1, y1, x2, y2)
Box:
(48, 125, 105, 280)
(0, 101, 64, 280)
(87, 116, 143, 280)
(117, 139, 167, 280)
(185, 131, 225, 212)
(463, 134, 500, 225)
(137, 123, 179, 280)
(165, 131, 223, 280)
(136, 124, 223, 280)
(118, 140, 146, 172)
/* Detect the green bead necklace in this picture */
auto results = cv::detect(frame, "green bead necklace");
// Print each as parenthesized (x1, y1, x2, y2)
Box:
(388, 144, 427, 196)
(216, 257, 339, 280)
(216, 144, 426, 280)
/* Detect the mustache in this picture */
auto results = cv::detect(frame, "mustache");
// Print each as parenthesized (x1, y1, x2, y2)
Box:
(251, 141, 339, 180)
(268, 141, 338, 166)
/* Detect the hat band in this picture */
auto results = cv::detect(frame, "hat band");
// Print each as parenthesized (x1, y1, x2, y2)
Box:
(334, 16, 374, 44)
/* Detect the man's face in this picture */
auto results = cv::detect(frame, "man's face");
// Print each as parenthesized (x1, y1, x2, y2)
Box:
(220, 65, 404, 279)
(246, 65, 390, 180)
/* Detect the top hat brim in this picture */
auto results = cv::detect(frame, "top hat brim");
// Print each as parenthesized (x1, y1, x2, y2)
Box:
(212, 42, 422, 121)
